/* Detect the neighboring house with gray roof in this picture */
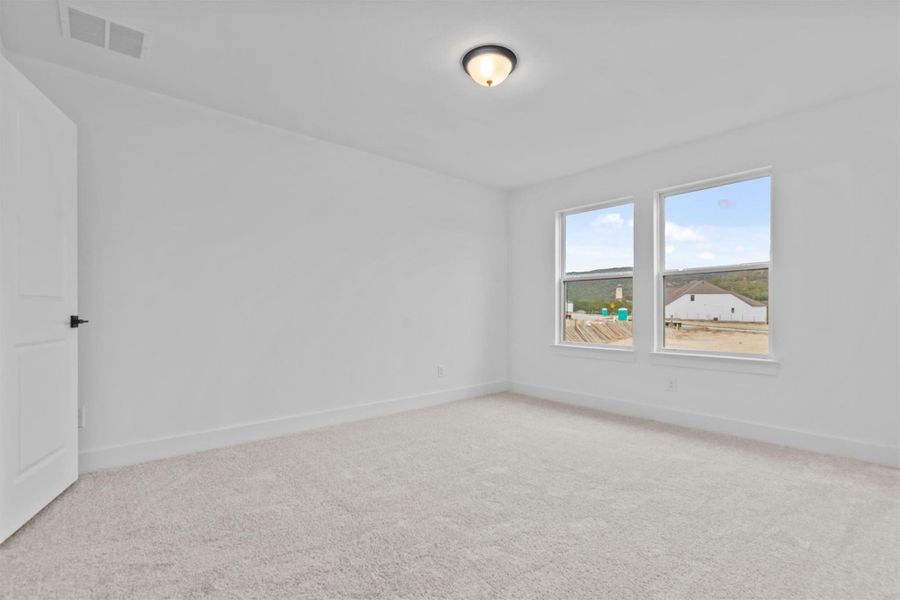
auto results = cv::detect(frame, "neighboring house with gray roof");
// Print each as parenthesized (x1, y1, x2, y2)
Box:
(665, 281, 767, 322)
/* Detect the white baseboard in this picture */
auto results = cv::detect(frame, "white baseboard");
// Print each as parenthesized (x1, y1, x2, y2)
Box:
(80, 380, 898, 473)
(79, 381, 508, 473)
(509, 381, 900, 469)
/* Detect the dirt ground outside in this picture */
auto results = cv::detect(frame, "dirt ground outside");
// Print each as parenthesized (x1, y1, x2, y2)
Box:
(563, 318, 768, 354)
(664, 320, 768, 355)
(564, 318, 632, 346)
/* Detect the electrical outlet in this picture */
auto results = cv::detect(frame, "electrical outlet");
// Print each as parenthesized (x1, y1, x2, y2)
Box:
(78, 406, 86, 429)
(665, 377, 678, 392)
(437, 364, 445, 378)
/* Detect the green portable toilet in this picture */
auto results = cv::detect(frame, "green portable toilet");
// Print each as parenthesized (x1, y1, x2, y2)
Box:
(601, 308, 609, 316)
(617, 308, 628, 321)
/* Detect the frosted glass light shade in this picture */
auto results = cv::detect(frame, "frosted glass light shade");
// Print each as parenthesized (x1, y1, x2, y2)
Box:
(462, 45, 517, 88)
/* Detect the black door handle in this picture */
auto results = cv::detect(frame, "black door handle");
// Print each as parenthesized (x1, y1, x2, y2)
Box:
(70, 315, 89, 328)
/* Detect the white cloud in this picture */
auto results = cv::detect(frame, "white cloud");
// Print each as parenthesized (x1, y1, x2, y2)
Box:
(665, 245, 675, 255)
(627, 218, 634, 228)
(592, 212, 625, 227)
(665, 221, 703, 242)
(663, 224, 769, 270)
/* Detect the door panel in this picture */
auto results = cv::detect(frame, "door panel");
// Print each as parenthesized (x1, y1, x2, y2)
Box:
(18, 343, 69, 474)
(0, 54, 78, 544)
(17, 103, 65, 299)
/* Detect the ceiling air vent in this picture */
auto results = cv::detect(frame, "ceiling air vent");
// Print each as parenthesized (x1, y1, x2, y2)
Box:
(66, 7, 105, 48)
(58, 1, 152, 59)
(108, 22, 145, 58)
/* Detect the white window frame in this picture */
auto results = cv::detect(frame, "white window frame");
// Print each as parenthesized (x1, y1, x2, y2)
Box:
(653, 167, 774, 360)
(556, 197, 635, 350)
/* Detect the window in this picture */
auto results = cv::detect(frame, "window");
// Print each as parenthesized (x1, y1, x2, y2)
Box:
(559, 200, 634, 347)
(657, 172, 771, 356)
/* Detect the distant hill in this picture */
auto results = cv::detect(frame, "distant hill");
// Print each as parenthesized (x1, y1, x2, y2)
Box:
(566, 267, 631, 276)
(564, 270, 634, 315)
(565, 267, 768, 314)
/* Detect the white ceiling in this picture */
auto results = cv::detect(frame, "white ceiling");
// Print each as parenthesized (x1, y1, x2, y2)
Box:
(2, 1, 898, 190)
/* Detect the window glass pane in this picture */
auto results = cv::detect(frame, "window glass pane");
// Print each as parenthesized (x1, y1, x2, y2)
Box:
(564, 277, 633, 346)
(663, 268, 768, 355)
(565, 203, 633, 274)
(664, 176, 770, 270)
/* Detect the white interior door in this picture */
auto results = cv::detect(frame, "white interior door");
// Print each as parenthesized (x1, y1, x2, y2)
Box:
(0, 55, 78, 544)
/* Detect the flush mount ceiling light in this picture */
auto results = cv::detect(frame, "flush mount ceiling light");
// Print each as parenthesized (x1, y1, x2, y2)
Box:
(462, 44, 517, 88)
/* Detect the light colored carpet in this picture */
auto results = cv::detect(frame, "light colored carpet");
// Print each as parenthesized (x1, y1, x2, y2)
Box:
(1, 393, 898, 600)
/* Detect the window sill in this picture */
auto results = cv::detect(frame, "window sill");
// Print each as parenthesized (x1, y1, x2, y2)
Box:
(649, 350, 779, 375)
(552, 343, 636, 362)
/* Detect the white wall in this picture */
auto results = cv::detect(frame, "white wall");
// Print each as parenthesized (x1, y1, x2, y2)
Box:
(8, 55, 899, 469)
(10, 55, 508, 470)
(508, 86, 900, 466)
(665, 294, 766, 322)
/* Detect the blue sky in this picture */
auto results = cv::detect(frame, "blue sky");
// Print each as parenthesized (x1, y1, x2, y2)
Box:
(565, 176, 770, 273)
(565, 203, 634, 273)
(664, 176, 770, 270)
